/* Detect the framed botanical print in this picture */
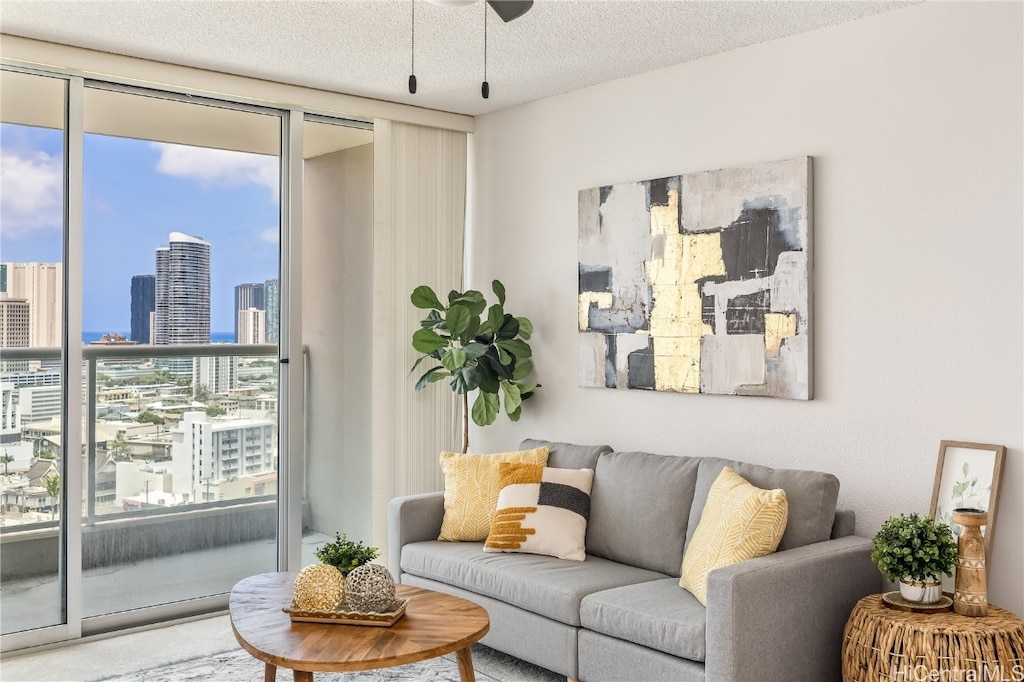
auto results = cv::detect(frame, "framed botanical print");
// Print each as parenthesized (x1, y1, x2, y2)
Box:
(930, 440, 1006, 553)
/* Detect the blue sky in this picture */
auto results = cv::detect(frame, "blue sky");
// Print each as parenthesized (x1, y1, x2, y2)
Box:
(0, 123, 279, 333)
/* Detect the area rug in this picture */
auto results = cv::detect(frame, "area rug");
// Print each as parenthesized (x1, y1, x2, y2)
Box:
(94, 644, 560, 682)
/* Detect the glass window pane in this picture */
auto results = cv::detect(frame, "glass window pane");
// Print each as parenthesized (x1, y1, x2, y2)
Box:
(0, 69, 67, 635)
(80, 87, 280, 618)
(301, 118, 373, 560)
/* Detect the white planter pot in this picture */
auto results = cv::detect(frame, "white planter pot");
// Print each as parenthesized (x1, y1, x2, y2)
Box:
(899, 577, 943, 604)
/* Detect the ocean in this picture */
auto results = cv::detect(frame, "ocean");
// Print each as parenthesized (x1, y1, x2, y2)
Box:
(83, 331, 235, 344)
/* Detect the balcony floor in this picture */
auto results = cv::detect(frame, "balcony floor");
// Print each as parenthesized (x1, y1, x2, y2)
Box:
(1, 532, 331, 638)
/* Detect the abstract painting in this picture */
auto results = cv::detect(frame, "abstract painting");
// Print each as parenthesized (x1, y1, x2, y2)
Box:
(578, 157, 812, 399)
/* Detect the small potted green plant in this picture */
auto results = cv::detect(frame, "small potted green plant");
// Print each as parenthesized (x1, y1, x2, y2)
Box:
(870, 513, 957, 604)
(315, 533, 380, 577)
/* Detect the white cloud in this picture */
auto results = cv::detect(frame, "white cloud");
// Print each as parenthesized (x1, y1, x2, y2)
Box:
(0, 147, 62, 237)
(152, 142, 279, 197)
(259, 228, 279, 245)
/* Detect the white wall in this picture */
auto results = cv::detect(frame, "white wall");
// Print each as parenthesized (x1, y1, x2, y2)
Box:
(303, 143, 374, 542)
(468, 2, 1023, 615)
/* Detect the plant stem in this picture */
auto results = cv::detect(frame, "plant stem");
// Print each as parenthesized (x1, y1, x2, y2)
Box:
(462, 392, 469, 454)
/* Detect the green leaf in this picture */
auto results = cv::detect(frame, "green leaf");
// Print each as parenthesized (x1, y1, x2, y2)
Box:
(412, 328, 447, 354)
(496, 345, 511, 365)
(487, 304, 505, 337)
(492, 279, 506, 306)
(472, 392, 499, 426)
(481, 347, 513, 379)
(411, 285, 444, 310)
(463, 314, 482, 343)
(477, 366, 500, 393)
(446, 304, 471, 338)
(463, 341, 489, 360)
(441, 347, 467, 372)
(508, 405, 522, 422)
(497, 338, 532, 359)
(515, 316, 533, 340)
(410, 354, 428, 375)
(502, 381, 522, 415)
(517, 382, 538, 396)
(512, 358, 533, 381)
(496, 314, 520, 340)
(414, 366, 446, 391)
(450, 366, 481, 394)
(449, 289, 487, 315)
(420, 309, 444, 329)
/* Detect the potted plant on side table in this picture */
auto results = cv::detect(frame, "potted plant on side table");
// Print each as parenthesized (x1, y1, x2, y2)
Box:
(870, 512, 957, 604)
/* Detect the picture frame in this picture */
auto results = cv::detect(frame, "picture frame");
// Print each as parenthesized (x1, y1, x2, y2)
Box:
(930, 440, 1006, 554)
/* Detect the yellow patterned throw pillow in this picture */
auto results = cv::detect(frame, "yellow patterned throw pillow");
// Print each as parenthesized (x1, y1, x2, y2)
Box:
(679, 466, 789, 605)
(438, 447, 549, 542)
(484, 463, 594, 561)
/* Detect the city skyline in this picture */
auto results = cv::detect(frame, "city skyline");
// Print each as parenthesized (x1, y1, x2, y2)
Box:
(0, 122, 280, 333)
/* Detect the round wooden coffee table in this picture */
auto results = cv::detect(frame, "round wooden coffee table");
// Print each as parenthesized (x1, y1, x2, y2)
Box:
(230, 572, 490, 682)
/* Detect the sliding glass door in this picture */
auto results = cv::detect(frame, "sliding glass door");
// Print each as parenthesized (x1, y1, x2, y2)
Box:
(0, 68, 68, 637)
(78, 85, 283, 621)
(0, 61, 374, 649)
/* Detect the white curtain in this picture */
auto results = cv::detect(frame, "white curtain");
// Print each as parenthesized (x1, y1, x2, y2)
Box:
(371, 120, 467, 551)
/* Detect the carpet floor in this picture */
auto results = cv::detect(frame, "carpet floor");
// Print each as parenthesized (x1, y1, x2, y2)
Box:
(94, 644, 563, 682)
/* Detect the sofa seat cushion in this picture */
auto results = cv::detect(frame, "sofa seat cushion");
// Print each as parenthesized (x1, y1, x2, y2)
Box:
(580, 579, 707, 662)
(400, 541, 668, 625)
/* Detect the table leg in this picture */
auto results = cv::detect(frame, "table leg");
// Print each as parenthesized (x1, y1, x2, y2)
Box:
(293, 671, 313, 682)
(455, 647, 476, 682)
(263, 662, 277, 682)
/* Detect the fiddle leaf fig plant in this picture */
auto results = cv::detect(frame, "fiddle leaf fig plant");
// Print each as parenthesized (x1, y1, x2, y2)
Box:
(411, 279, 539, 453)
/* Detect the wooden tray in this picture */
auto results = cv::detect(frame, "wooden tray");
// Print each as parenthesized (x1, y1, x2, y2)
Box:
(283, 597, 408, 626)
(881, 590, 952, 613)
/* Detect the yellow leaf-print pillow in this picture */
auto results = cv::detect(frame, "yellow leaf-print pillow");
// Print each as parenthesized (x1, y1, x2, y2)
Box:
(679, 466, 788, 605)
(438, 447, 549, 541)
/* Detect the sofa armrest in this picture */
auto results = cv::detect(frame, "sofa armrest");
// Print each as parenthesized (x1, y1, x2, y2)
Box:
(387, 492, 445, 581)
(705, 535, 882, 682)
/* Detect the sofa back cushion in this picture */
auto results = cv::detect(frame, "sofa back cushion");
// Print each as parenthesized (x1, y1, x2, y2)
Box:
(520, 438, 612, 471)
(684, 457, 839, 552)
(587, 451, 700, 576)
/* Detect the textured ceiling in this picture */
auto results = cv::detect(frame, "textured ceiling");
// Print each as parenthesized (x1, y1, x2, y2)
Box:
(0, 0, 914, 117)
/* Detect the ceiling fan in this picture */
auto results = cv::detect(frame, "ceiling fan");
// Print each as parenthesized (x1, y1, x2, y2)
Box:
(425, 0, 534, 23)
(411, 0, 534, 98)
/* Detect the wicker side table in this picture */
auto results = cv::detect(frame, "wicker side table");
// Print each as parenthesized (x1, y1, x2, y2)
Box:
(842, 594, 1024, 682)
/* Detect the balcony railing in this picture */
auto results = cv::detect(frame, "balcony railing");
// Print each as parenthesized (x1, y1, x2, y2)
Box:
(0, 343, 284, 585)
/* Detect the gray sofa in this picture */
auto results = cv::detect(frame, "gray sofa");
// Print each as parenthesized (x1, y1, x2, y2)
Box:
(388, 439, 881, 682)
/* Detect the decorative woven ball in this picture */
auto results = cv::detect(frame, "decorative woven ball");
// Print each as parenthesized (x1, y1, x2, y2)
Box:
(292, 563, 345, 611)
(344, 564, 395, 612)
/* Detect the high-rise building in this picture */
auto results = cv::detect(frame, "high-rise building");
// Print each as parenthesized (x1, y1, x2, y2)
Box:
(264, 278, 279, 343)
(233, 283, 264, 343)
(193, 355, 237, 397)
(130, 274, 156, 344)
(154, 233, 211, 346)
(237, 308, 266, 345)
(0, 297, 30, 373)
(1, 262, 63, 347)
